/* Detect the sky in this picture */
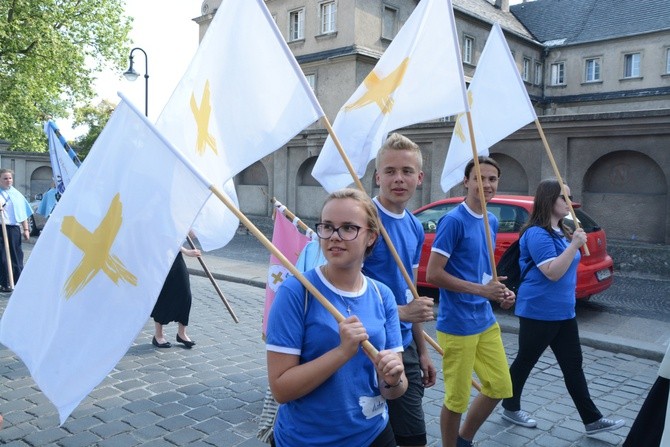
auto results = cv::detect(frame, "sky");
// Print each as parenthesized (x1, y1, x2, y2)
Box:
(59, 0, 201, 137)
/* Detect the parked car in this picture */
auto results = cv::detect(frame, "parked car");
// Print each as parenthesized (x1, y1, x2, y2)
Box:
(412, 195, 614, 300)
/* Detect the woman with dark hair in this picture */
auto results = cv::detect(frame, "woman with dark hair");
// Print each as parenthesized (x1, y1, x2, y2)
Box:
(500, 179, 625, 437)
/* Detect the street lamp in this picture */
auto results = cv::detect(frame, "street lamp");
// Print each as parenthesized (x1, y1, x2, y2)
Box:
(123, 47, 149, 117)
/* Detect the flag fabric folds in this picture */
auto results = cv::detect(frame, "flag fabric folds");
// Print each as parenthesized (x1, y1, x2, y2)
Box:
(157, 0, 324, 251)
(440, 22, 537, 192)
(44, 120, 80, 194)
(0, 98, 212, 424)
(312, 0, 467, 193)
(262, 212, 311, 337)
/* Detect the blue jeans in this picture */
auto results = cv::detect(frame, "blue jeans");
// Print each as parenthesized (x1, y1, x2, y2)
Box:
(502, 316, 602, 424)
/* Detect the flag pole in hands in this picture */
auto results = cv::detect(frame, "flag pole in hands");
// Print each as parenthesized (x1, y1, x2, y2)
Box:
(321, 115, 482, 391)
(463, 112, 499, 280)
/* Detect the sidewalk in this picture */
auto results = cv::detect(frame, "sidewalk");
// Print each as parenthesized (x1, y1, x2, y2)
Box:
(0, 245, 664, 446)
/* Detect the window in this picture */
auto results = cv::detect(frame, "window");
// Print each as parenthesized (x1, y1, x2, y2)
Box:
(585, 58, 601, 82)
(320, 2, 336, 34)
(624, 52, 641, 78)
(381, 5, 397, 40)
(463, 36, 474, 64)
(305, 73, 316, 91)
(666, 49, 670, 74)
(534, 62, 543, 85)
(550, 62, 565, 85)
(522, 58, 531, 82)
(289, 8, 305, 41)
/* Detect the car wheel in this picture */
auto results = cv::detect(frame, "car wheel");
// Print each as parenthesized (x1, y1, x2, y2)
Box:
(29, 216, 39, 236)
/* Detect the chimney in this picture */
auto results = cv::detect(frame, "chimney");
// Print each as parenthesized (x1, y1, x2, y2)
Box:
(494, 0, 510, 11)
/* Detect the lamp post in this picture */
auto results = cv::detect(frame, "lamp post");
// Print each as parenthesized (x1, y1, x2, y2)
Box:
(122, 47, 149, 117)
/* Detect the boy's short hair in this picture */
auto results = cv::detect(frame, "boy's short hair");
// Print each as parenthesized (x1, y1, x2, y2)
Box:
(376, 133, 423, 170)
(464, 156, 500, 179)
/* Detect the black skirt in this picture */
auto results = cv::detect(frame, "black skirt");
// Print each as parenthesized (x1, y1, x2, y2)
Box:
(151, 252, 192, 326)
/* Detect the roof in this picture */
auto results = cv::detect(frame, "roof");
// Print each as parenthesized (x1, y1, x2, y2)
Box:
(510, 0, 670, 46)
(452, 0, 536, 42)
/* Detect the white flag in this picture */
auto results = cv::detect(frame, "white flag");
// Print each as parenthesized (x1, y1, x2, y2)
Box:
(312, 0, 467, 193)
(0, 98, 212, 424)
(441, 23, 537, 192)
(157, 0, 324, 251)
(44, 121, 79, 194)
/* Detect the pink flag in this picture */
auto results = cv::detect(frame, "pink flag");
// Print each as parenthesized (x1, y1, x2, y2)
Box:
(262, 212, 311, 337)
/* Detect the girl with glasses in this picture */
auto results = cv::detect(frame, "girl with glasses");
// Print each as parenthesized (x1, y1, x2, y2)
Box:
(266, 188, 407, 447)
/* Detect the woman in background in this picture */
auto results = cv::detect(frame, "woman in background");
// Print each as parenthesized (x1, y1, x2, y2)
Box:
(151, 242, 200, 349)
(501, 179, 625, 437)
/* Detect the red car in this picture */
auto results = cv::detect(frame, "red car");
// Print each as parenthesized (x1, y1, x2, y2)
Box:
(413, 195, 614, 300)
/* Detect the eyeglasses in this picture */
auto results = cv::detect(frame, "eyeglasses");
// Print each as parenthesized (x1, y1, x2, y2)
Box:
(315, 223, 367, 241)
(559, 194, 574, 202)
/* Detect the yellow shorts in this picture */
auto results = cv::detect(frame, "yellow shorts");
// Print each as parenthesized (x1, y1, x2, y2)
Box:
(437, 323, 512, 413)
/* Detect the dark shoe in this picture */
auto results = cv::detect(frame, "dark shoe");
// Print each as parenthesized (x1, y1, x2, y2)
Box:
(152, 336, 171, 348)
(585, 417, 625, 435)
(176, 334, 196, 348)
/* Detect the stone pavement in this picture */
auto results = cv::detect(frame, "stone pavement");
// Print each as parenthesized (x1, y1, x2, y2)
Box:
(0, 248, 667, 446)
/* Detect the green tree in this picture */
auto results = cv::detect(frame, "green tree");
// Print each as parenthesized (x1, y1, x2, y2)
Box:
(0, 0, 132, 151)
(71, 100, 114, 159)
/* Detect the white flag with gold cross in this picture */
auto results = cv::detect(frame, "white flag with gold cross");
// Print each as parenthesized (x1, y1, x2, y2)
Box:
(440, 22, 537, 192)
(0, 98, 212, 425)
(157, 0, 324, 251)
(312, 0, 467, 193)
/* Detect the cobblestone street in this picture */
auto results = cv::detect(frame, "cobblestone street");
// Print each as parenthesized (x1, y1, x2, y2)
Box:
(0, 272, 661, 446)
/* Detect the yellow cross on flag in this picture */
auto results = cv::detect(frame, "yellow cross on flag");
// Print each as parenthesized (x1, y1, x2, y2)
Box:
(440, 23, 537, 192)
(312, 0, 468, 193)
(0, 98, 212, 424)
(157, 0, 323, 251)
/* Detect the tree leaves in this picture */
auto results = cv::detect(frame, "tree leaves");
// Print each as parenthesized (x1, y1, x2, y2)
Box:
(0, 0, 131, 151)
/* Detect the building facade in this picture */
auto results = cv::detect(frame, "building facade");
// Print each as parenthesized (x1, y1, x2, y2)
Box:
(3, 0, 668, 245)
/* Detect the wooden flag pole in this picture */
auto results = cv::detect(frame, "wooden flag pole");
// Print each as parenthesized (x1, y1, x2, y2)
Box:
(271, 198, 315, 238)
(0, 208, 15, 289)
(185, 235, 239, 323)
(209, 185, 379, 359)
(464, 111, 499, 278)
(534, 118, 590, 256)
(319, 116, 482, 391)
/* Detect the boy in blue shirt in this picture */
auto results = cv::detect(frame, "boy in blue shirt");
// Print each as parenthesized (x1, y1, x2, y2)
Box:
(363, 133, 436, 447)
(426, 157, 515, 447)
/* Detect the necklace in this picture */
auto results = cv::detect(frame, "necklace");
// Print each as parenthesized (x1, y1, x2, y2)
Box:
(323, 266, 360, 315)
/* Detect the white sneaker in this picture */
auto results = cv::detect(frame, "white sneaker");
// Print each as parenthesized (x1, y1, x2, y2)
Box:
(501, 409, 537, 428)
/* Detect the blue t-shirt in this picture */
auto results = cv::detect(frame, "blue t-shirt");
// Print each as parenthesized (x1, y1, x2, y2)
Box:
(431, 202, 498, 336)
(266, 268, 403, 447)
(362, 197, 424, 348)
(515, 226, 580, 321)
